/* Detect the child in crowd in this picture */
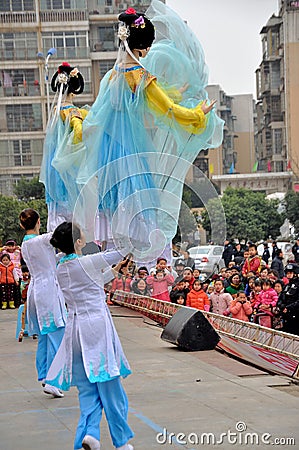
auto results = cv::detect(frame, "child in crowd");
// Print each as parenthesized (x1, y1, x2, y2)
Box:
(0, 253, 19, 309)
(172, 293, 186, 306)
(193, 269, 201, 281)
(244, 276, 256, 297)
(206, 284, 215, 297)
(209, 279, 232, 316)
(253, 279, 278, 328)
(2, 239, 22, 279)
(186, 280, 210, 311)
(110, 259, 132, 296)
(18, 265, 31, 342)
(147, 269, 174, 301)
(133, 266, 149, 281)
(229, 291, 252, 322)
(2, 239, 22, 306)
(182, 267, 194, 290)
(170, 278, 188, 303)
(249, 279, 262, 308)
(131, 278, 151, 296)
(242, 244, 262, 277)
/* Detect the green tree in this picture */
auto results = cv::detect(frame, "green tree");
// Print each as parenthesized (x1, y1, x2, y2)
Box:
(201, 187, 284, 242)
(0, 195, 47, 245)
(284, 190, 299, 236)
(14, 176, 45, 201)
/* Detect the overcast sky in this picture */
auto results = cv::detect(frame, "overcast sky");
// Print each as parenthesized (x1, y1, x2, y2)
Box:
(167, 0, 279, 98)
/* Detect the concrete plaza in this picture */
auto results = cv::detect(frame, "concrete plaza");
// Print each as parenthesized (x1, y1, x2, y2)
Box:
(0, 306, 298, 450)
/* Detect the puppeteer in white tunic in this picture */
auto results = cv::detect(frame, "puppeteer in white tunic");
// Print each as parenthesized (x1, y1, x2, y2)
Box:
(21, 233, 67, 335)
(46, 250, 131, 390)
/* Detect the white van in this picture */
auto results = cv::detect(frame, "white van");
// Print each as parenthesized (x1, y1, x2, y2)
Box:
(257, 241, 293, 265)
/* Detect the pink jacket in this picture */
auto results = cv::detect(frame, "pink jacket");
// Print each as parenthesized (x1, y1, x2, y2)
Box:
(147, 273, 174, 301)
(209, 289, 233, 315)
(254, 288, 278, 309)
(229, 299, 253, 322)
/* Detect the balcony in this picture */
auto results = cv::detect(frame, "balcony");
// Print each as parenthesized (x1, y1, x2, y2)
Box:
(0, 11, 37, 25)
(40, 9, 88, 23)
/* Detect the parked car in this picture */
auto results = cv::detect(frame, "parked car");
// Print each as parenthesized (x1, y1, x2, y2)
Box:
(187, 245, 225, 276)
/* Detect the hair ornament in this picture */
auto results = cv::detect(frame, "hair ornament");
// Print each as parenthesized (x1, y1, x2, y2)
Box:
(70, 67, 79, 77)
(57, 73, 68, 85)
(118, 24, 130, 41)
(126, 7, 136, 14)
(132, 16, 145, 28)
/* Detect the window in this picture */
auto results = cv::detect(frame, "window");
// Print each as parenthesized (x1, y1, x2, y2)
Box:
(13, 140, 32, 166)
(0, 0, 34, 11)
(0, 32, 37, 60)
(40, 0, 86, 9)
(273, 129, 282, 154)
(1, 69, 40, 97)
(42, 31, 89, 59)
(6, 104, 42, 132)
(99, 60, 115, 77)
(98, 25, 117, 51)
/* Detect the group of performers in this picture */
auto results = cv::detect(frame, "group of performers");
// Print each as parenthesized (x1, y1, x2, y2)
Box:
(20, 2, 224, 450)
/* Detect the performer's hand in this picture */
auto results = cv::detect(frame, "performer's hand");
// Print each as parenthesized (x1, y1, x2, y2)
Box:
(201, 99, 216, 114)
(178, 83, 189, 94)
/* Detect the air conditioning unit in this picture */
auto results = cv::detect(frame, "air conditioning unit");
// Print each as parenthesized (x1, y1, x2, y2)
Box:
(119, 3, 127, 10)
(105, 6, 113, 13)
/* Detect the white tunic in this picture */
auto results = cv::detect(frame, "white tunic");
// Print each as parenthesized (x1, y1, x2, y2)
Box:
(46, 251, 131, 390)
(21, 233, 66, 335)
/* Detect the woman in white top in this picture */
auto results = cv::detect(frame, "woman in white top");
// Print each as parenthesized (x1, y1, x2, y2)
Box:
(20, 208, 66, 398)
(46, 221, 133, 450)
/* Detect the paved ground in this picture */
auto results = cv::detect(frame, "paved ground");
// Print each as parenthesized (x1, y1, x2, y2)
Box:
(0, 306, 298, 450)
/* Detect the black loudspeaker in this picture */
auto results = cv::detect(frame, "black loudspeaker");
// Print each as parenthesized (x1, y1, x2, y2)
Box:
(161, 307, 220, 351)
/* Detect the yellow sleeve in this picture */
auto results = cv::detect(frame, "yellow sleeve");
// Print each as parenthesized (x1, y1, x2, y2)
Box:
(163, 86, 183, 104)
(70, 116, 83, 144)
(146, 79, 207, 134)
(60, 107, 89, 144)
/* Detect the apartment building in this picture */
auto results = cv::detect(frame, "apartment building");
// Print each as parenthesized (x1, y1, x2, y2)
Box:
(205, 85, 236, 176)
(255, 0, 299, 178)
(0, 0, 152, 196)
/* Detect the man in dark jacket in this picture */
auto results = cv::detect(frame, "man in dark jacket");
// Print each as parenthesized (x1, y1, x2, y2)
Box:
(271, 249, 284, 279)
(277, 264, 299, 335)
(292, 238, 299, 264)
(232, 243, 244, 265)
(262, 242, 270, 265)
(222, 240, 233, 267)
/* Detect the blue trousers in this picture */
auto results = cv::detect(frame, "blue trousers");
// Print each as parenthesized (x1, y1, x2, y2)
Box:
(36, 327, 65, 381)
(72, 335, 134, 449)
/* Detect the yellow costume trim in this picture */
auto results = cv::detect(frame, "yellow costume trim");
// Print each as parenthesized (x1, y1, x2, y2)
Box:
(146, 79, 207, 134)
(110, 67, 207, 134)
(60, 107, 88, 144)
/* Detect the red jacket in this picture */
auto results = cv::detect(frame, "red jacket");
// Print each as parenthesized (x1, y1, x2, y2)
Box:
(242, 255, 262, 276)
(111, 274, 132, 293)
(229, 299, 253, 321)
(0, 261, 17, 284)
(186, 289, 210, 311)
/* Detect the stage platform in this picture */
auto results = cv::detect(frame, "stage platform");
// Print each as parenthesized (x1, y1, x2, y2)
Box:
(0, 306, 298, 449)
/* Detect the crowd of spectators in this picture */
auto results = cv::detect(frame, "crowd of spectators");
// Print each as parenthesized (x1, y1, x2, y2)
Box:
(107, 240, 299, 336)
(1, 235, 299, 337)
